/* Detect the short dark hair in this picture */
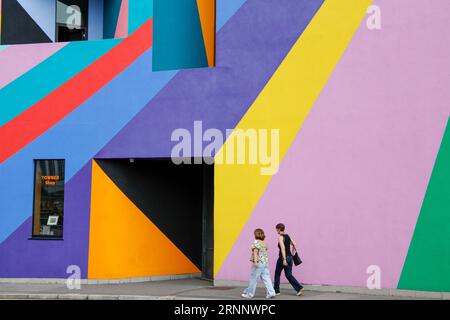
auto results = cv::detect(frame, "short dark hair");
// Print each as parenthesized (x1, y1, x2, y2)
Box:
(254, 228, 266, 240)
(276, 223, 285, 231)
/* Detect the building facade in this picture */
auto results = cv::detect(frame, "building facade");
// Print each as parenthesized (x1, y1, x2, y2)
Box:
(0, 0, 449, 293)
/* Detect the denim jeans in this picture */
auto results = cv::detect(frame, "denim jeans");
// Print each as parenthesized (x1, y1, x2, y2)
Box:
(243, 263, 276, 298)
(274, 255, 303, 293)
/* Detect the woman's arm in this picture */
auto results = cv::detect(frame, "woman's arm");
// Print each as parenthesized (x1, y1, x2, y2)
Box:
(291, 239, 297, 252)
(278, 236, 288, 266)
(253, 248, 258, 265)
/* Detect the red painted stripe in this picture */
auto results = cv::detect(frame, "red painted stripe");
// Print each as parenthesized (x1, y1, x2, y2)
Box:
(0, 19, 153, 164)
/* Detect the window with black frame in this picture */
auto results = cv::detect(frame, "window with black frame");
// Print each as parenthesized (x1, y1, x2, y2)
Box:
(32, 160, 65, 239)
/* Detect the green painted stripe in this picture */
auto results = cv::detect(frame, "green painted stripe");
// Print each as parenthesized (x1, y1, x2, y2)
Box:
(0, 46, 8, 52)
(0, 39, 121, 126)
(398, 118, 450, 292)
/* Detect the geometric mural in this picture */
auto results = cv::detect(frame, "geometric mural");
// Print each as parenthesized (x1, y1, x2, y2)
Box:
(214, 0, 450, 292)
(214, 0, 370, 277)
(0, 0, 450, 294)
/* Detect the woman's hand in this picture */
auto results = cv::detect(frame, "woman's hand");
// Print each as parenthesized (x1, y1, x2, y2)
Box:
(252, 248, 259, 266)
(283, 259, 288, 267)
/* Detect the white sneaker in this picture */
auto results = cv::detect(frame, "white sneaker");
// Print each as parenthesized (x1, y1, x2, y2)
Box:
(241, 293, 253, 299)
(296, 288, 304, 296)
(266, 294, 276, 299)
(275, 292, 281, 296)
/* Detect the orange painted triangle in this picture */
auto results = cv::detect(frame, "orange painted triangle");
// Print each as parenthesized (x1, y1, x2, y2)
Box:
(88, 161, 200, 280)
(196, 0, 216, 67)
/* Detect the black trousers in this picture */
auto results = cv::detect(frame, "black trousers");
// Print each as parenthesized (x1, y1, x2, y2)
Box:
(274, 255, 303, 293)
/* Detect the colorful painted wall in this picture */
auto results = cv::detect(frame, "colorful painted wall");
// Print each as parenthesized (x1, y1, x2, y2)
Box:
(0, 0, 449, 292)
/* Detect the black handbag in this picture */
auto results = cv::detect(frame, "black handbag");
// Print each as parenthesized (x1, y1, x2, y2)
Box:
(291, 240, 302, 266)
(293, 252, 302, 266)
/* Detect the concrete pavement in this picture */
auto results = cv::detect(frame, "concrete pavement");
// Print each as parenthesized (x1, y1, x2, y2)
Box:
(0, 278, 439, 300)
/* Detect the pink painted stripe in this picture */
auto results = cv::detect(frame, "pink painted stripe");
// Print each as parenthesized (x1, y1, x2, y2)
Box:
(115, 0, 129, 39)
(0, 42, 67, 89)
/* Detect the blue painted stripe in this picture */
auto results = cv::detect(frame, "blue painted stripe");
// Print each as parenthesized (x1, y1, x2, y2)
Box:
(217, 0, 247, 30)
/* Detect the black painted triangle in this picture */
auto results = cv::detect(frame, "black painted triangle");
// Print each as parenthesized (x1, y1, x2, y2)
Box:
(96, 159, 209, 270)
(1, 0, 52, 45)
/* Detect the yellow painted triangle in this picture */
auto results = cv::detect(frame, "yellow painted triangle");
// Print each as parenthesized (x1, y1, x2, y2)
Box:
(214, 0, 373, 276)
(88, 161, 200, 280)
(196, 0, 216, 67)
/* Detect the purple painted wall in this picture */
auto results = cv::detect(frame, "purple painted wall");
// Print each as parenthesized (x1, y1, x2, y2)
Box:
(0, 162, 92, 278)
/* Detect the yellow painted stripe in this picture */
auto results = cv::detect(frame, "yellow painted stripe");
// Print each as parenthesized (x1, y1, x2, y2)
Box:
(214, 0, 373, 276)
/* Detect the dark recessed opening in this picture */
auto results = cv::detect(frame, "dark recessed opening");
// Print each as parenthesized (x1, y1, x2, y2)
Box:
(95, 157, 214, 280)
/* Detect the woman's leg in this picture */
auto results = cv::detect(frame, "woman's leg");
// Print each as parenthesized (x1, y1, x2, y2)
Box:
(283, 256, 303, 292)
(260, 265, 276, 298)
(245, 264, 262, 297)
(273, 258, 283, 293)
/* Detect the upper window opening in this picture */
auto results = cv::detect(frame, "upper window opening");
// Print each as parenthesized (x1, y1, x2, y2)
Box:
(56, 0, 89, 42)
(0, 0, 129, 45)
(153, 0, 216, 71)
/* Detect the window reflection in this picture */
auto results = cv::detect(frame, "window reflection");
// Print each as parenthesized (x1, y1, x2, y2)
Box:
(32, 160, 65, 238)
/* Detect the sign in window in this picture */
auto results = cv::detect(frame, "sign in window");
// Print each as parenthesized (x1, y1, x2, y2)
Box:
(32, 160, 65, 239)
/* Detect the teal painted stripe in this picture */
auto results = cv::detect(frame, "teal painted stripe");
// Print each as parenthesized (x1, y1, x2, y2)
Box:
(129, 0, 153, 34)
(0, 39, 120, 126)
(0, 45, 8, 52)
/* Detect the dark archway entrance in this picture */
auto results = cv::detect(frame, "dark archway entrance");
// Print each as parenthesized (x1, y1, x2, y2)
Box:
(95, 158, 214, 280)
